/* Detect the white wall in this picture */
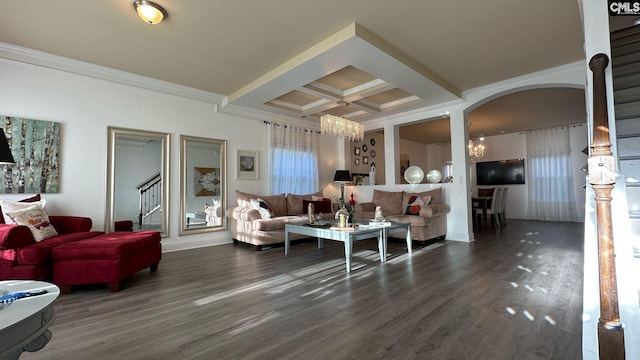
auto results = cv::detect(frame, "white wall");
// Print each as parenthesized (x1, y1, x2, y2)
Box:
(0, 55, 281, 251)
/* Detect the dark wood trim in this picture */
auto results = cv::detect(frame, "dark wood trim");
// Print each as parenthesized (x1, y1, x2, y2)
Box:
(588, 53, 626, 360)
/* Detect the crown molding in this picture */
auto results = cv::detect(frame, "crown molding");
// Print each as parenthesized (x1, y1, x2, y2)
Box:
(0, 41, 225, 105)
(219, 103, 321, 130)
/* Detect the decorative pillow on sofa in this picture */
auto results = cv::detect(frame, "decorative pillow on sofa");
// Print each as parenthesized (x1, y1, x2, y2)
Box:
(250, 198, 273, 219)
(0, 197, 46, 224)
(6, 205, 58, 241)
(303, 199, 332, 214)
(285, 191, 323, 215)
(372, 190, 404, 215)
(404, 195, 432, 216)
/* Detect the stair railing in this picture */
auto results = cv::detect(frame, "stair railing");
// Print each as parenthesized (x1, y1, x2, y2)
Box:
(588, 53, 625, 360)
(137, 172, 161, 226)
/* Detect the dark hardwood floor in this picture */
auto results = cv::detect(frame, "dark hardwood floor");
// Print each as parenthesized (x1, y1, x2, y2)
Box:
(22, 220, 584, 360)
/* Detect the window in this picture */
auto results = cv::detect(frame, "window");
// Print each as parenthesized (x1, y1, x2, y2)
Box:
(268, 123, 319, 195)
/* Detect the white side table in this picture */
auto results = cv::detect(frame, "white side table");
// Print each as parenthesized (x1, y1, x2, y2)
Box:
(0, 281, 60, 360)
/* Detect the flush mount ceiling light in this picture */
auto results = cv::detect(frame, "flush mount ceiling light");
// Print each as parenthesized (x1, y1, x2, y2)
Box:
(133, 0, 167, 25)
(320, 101, 364, 142)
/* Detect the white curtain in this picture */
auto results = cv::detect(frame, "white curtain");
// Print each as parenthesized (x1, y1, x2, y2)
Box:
(526, 127, 578, 221)
(269, 123, 319, 195)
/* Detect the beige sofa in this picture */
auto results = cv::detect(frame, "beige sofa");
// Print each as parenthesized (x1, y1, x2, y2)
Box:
(356, 188, 449, 244)
(226, 190, 331, 250)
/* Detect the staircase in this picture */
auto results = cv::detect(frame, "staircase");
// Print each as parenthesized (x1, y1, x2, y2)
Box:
(137, 172, 162, 227)
(611, 25, 640, 252)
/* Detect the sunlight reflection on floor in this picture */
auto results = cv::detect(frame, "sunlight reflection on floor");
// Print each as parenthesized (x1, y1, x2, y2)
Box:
(194, 241, 443, 307)
(505, 230, 559, 326)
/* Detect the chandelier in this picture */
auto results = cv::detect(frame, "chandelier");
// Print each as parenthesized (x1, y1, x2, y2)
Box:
(320, 101, 364, 142)
(468, 139, 485, 161)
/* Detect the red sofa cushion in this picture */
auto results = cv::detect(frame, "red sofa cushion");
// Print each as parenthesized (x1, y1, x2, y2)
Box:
(17, 231, 104, 264)
(53, 231, 161, 260)
(0, 225, 34, 249)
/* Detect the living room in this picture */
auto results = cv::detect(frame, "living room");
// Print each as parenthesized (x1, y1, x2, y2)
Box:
(2, 1, 635, 359)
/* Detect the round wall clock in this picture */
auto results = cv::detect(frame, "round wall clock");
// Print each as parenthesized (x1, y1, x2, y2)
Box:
(370, 150, 376, 158)
(370, 138, 376, 146)
(362, 144, 367, 152)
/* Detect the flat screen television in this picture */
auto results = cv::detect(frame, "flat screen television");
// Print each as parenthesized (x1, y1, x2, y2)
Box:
(476, 159, 525, 185)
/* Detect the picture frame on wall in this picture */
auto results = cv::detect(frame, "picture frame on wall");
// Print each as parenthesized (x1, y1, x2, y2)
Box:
(237, 150, 259, 180)
(363, 156, 369, 164)
(354, 147, 361, 156)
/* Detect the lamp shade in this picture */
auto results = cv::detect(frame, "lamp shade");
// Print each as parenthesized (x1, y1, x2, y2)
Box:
(0, 129, 15, 164)
(333, 170, 352, 182)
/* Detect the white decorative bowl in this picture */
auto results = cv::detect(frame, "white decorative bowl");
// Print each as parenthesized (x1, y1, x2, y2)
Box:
(404, 166, 424, 184)
(426, 169, 442, 183)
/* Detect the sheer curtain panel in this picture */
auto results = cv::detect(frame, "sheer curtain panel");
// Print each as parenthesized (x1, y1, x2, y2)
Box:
(268, 123, 319, 195)
(525, 127, 578, 221)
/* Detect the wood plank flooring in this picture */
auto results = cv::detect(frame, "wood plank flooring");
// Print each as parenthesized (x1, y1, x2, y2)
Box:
(21, 220, 584, 360)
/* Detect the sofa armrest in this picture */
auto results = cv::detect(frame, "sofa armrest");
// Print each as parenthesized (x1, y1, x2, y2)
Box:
(419, 204, 451, 218)
(356, 202, 376, 213)
(49, 216, 93, 234)
(0, 224, 36, 249)
(226, 206, 261, 222)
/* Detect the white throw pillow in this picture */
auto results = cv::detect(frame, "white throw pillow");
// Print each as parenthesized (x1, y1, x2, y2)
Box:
(250, 198, 273, 219)
(6, 205, 58, 241)
(0, 199, 47, 224)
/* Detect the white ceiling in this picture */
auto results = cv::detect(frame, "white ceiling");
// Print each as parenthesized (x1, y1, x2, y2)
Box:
(0, 0, 589, 136)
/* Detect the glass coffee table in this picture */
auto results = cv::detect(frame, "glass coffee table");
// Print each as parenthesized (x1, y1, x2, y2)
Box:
(284, 221, 411, 272)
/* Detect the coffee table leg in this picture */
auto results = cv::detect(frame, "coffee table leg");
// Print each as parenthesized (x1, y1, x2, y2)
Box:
(317, 237, 324, 249)
(406, 225, 412, 254)
(378, 229, 387, 262)
(344, 239, 353, 272)
(285, 230, 290, 255)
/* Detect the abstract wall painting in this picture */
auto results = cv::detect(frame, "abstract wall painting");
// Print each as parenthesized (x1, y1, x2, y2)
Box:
(194, 167, 220, 196)
(0, 116, 61, 194)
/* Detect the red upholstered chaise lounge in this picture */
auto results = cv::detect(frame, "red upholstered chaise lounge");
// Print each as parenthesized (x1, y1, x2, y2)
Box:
(0, 215, 104, 281)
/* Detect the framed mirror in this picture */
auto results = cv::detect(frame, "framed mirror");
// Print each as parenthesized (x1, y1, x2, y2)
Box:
(106, 127, 170, 236)
(179, 135, 227, 235)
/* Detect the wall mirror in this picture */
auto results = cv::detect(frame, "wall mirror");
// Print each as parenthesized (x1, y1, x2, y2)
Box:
(396, 116, 451, 184)
(179, 135, 227, 235)
(106, 127, 170, 236)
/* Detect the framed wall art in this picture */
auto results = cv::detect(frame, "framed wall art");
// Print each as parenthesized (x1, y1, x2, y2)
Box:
(0, 115, 61, 193)
(194, 167, 220, 196)
(237, 150, 259, 180)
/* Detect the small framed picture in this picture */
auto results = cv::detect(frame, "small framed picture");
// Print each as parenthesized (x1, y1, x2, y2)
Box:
(363, 156, 369, 164)
(354, 147, 361, 156)
(354, 158, 360, 165)
(237, 150, 259, 180)
(362, 144, 368, 152)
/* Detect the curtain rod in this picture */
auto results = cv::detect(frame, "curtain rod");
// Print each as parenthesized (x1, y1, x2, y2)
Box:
(518, 123, 584, 135)
(263, 120, 321, 134)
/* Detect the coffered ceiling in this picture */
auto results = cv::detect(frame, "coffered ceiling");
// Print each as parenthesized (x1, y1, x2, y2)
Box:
(0, 0, 587, 131)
